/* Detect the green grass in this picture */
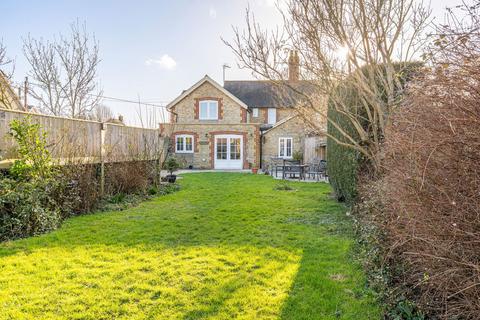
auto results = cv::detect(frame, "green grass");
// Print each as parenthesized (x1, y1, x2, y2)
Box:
(0, 173, 380, 319)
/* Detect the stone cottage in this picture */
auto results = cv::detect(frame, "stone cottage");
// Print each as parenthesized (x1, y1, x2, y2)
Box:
(161, 51, 325, 170)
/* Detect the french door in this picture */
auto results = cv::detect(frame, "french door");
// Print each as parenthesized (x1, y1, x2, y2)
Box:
(214, 135, 243, 169)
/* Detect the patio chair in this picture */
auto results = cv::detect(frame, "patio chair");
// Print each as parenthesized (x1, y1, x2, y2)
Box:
(320, 160, 327, 178)
(270, 157, 285, 179)
(305, 159, 327, 181)
(305, 158, 322, 181)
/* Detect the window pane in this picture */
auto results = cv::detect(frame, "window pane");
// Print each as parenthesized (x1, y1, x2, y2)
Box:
(176, 137, 184, 151)
(209, 101, 218, 119)
(279, 138, 285, 157)
(185, 137, 193, 151)
(216, 138, 227, 159)
(252, 108, 258, 117)
(286, 139, 292, 157)
(268, 108, 276, 124)
(230, 138, 241, 160)
(199, 102, 208, 119)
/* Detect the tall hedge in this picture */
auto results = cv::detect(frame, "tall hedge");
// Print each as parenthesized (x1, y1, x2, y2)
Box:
(327, 62, 421, 204)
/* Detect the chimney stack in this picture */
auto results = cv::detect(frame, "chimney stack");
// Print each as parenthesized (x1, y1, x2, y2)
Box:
(288, 50, 300, 81)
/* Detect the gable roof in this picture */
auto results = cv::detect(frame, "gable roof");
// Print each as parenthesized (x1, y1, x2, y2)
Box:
(166, 75, 249, 110)
(262, 115, 298, 134)
(224, 80, 316, 109)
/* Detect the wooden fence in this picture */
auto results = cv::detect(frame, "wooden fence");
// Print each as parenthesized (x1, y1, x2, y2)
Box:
(303, 136, 327, 164)
(0, 108, 166, 169)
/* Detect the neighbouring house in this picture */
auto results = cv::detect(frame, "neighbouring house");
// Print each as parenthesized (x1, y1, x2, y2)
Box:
(161, 51, 326, 170)
(0, 71, 23, 111)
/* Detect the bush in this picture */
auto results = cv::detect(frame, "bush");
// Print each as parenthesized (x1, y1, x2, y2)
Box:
(105, 161, 155, 195)
(378, 57, 480, 318)
(0, 176, 77, 241)
(165, 157, 181, 175)
(0, 117, 79, 240)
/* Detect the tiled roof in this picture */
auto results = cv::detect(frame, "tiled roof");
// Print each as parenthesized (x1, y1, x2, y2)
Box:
(224, 80, 315, 109)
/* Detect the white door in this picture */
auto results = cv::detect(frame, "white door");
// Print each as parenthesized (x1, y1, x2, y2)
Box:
(214, 135, 243, 169)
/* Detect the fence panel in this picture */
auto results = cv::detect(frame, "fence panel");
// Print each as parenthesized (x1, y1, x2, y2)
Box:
(0, 108, 163, 167)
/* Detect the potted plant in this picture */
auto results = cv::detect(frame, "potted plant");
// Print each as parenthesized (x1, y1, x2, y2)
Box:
(164, 157, 181, 183)
(252, 166, 259, 174)
(292, 150, 303, 162)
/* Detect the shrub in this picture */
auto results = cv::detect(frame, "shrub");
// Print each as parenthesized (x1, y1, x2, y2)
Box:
(105, 161, 154, 195)
(165, 157, 181, 175)
(379, 59, 480, 318)
(8, 116, 53, 180)
(292, 150, 303, 162)
(0, 117, 79, 240)
(369, 14, 480, 317)
(0, 176, 77, 240)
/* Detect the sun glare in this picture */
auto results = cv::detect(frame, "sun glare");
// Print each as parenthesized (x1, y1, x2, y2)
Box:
(335, 45, 350, 60)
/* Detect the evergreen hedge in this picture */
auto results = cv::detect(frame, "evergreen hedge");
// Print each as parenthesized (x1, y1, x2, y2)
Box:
(327, 62, 421, 204)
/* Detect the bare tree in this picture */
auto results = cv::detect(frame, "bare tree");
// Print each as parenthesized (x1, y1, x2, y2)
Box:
(90, 103, 113, 122)
(24, 21, 103, 118)
(224, 0, 431, 173)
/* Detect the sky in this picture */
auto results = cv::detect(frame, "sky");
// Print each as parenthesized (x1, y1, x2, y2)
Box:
(0, 0, 464, 126)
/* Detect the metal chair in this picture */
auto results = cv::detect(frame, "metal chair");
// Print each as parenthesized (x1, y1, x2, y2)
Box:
(269, 157, 284, 179)
(306, 158, 327, 181)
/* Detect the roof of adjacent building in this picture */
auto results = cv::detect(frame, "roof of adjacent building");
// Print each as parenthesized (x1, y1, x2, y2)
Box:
(224, 80, 316, 109)
(0, 71, 23, 111)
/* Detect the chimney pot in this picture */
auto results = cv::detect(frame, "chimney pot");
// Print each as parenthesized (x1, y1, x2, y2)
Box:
(288, 50, 300, 81)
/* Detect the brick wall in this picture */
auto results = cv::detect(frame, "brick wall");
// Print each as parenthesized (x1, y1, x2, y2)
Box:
(173, 81, 246, 124)
(169, 123, 259, 169)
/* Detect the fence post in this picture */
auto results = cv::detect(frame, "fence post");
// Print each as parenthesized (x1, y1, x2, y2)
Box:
(100, 123, 106, 196)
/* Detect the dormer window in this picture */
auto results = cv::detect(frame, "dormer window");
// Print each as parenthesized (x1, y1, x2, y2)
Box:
(199, 100, 218, 120)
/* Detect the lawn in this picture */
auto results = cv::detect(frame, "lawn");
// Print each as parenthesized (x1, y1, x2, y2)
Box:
(0, 173, 380, 319)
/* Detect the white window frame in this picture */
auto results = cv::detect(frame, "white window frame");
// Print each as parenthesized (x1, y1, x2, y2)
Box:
(267, 108, 277, 124)
(199, 100, 219, 120)
(278, 137, 293, 159)
(175, 134, 194, 153)
(252, 108, 259, 117)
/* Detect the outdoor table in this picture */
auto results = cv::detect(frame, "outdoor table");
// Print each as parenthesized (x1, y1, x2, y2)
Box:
(282, 164, 310, 180)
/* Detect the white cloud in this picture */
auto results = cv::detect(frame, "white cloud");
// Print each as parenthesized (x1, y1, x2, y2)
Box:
(209, 6, 217, 19)
(145, 54, 177, 70)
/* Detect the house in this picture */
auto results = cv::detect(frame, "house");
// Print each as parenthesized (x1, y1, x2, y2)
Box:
(0, 71, 23, 111)
(162, 51, 325, 170)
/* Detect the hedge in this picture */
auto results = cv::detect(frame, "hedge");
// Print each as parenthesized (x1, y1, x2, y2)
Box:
(327, 62, 421, 204)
